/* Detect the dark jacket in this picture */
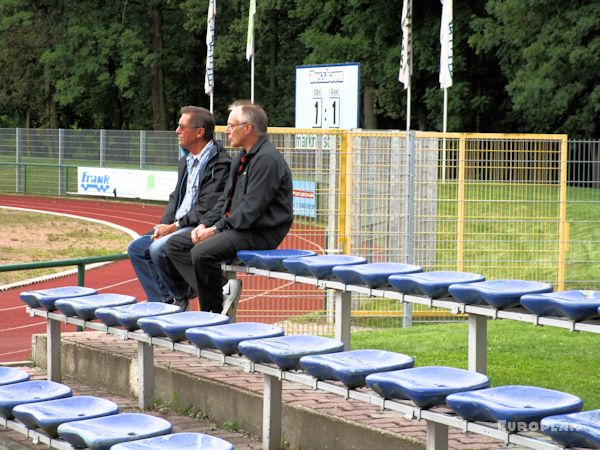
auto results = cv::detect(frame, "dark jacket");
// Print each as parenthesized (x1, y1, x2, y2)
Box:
(161, 141, 231, 228)
(201, 135, 293, 233)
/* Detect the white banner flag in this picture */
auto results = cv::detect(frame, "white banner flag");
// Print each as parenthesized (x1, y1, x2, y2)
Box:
(398, 0, 412, 89)
(204, 0, 216, 95)
(439, 0, 453, 89)
(245, 0, 256, 61)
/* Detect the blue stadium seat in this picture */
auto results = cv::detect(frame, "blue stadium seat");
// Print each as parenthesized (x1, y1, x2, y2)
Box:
(282, 255, 367, 279)
(448, 279, 552, 309)
(54, 294, 136, 320)
(137, 311, 230, 341)
(331, 263, 423, 288)
(186, 322, 285, 355)
(299, 349, 414, 388)
(446, 385, 583, 424)
(365, 366, 490, 409)
(111, 432, 234, 450)
(540, 409, 600, 449)
(57, 412, 173, 450)
(12, 395, 119, 437)
(388, 271, 485, 299)
(0, 367, 30, 386)
(520, 290, 600, 321)
(0, 380, 72, 419)
(239, 335, 345, 371)
(94, 302, 180, 331)
(19, 286, 97, 311)
(237, 249, 317, 271)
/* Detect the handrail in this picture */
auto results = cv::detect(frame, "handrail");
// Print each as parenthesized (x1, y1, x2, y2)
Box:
(0, 253, 129, 286)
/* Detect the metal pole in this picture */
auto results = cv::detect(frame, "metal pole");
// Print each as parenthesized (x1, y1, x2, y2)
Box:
(15, 128, 21, 193)
(403, 131, 416, 327)
(263, 374, 282, 450)
(441, 88, 448, 182)
(47, 319, 61, 382)
(140, 130, 147, 169)
(250, 55, 255, 103)
(137, 341, 155, 410)
(100, 129, 107, 167)
(335, 290, 352, 350)
(58, 129, 65, 195)
(468, 314, 487, 374)
(406, 86, 411, 131)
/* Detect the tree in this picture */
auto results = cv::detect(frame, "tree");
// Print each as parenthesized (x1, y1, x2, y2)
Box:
(470, 0, 600, 137)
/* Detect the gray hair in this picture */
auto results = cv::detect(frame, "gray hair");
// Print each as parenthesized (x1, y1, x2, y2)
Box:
(229, 100, 268, 135)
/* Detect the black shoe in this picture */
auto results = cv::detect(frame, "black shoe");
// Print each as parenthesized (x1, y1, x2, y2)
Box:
(172, 298, 189, 311)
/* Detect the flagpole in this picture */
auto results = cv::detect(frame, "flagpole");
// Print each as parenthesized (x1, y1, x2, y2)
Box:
(442, 87, 448, 181)
(204, 0, 216, 113)
(250, 55, 255, 103)
(439, 0, 453, 182)
(399, 0, 412, 131)
(406, 87, 411, 131)
(246, 0, 256, 103)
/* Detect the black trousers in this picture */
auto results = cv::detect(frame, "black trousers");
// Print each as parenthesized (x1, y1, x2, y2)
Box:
(165, 226, 289, 312)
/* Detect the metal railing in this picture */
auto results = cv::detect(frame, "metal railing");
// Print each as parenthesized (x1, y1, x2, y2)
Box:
(0, 253, 129, 287)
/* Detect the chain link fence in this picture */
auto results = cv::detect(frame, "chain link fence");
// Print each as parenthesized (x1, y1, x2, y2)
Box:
(1, 128, 599, 331)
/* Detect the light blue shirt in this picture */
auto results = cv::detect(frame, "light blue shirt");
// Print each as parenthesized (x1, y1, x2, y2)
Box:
(175, 141, 216, 220)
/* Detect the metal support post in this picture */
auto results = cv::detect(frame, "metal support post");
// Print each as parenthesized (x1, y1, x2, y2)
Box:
(335, 290, 352, 350)
(58, 128, 65, 195)
(403, 131, 416, 327)
(263, 374, 282, 450)
(15, 128, 21, 192)
(468, 314, 487, 374)
(100, 129, 107, 167)
(137, 341, 155, 410)
(139, 130, 147, 169)
(47, 319, 61, 382)
(426, 420, 449, 450)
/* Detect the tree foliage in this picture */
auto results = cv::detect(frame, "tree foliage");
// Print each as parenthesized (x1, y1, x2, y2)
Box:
(0, 0, 598, 137)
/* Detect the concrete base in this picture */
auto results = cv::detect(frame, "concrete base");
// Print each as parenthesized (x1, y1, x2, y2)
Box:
(32, 332, 424, 450)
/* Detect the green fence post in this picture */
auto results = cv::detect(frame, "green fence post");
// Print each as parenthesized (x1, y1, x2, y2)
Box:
(77, 263, 85, 287)
(76, 263, 85, 331)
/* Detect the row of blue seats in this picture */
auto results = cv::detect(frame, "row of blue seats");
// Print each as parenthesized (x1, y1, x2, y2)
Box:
(0, 367, 233, 450)
(19, 285, 600, 448)
(236, 249, 600, 321)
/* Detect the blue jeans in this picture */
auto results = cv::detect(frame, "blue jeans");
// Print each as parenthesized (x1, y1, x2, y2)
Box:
(127, 227, 193, 302)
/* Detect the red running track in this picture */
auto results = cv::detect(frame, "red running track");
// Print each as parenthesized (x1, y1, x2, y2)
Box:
(0, 195, 324, 363)
(0, 195, 163, 363)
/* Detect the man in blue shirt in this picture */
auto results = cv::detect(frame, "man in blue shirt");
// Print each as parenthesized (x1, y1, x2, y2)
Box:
(166, 101, 293, 314)
(127, 106, 230, 307)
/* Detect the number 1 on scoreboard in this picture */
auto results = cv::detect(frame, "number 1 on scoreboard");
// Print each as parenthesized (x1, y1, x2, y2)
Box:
(312, 98, 322, 128)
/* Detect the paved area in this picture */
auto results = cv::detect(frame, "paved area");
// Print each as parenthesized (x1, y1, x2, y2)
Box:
(0, 366, 261, 450)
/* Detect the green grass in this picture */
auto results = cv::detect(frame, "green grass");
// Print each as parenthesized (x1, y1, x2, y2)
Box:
(425, 182, 600, 289)
(0, 210, 131, 285)
(352, 320, 600, 410)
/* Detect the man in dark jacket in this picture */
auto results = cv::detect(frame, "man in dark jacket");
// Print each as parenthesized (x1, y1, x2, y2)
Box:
(128, 106, 230, 305)
(166, 101, 293, 313)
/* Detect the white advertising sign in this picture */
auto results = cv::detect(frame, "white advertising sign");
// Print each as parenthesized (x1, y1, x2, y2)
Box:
(77, 167, 177, 201)
(295, 63, 360, 130)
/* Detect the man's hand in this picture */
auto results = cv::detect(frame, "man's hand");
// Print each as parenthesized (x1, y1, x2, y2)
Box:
(151, 223, 177, 240)
(191, 224, 217, 244)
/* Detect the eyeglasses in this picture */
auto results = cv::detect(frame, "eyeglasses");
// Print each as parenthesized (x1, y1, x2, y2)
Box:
(226, 122, 249, 129)
(177, 123, 199, 130)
